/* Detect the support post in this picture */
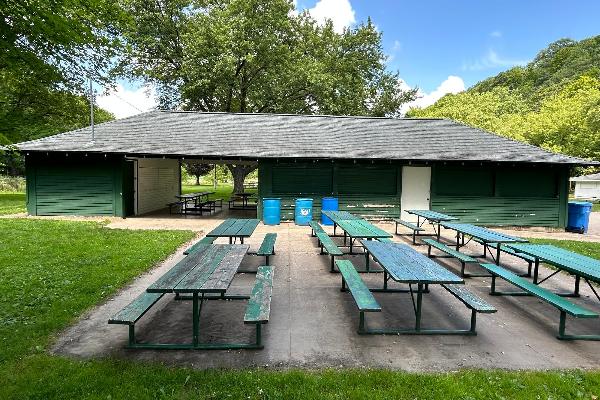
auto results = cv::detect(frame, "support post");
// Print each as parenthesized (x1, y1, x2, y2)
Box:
(128, 325, 135, 347)
(470, 309, 477, 334)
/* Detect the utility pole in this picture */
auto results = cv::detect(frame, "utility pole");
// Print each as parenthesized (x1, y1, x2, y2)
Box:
(213, 164, 217, 189)
(89, 78, 95, 141)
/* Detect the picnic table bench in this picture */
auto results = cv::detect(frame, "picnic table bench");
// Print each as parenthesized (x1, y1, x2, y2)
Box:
(109, 243, 274, 350)
(353, 241, 495, 335)
(508, 243, 600, 299)
(440, 222, 527, 268)
(253, 233, 277, 266)
(404, 209, 459, 241)
(422, 238, 479, 277)
(480, 263, 598, 340)
(229, 192, 257, 210)
(173, 192, 217, 215)
(393, 219, 424, 244)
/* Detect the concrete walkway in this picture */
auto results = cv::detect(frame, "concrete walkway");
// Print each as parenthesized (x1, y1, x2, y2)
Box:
(52, 218, 600, 371)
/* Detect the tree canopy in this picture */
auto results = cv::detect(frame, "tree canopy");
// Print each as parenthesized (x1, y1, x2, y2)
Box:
(119, 0, 416, 116)
(409, 36, 600, 164)
(0, 0, 120, 145)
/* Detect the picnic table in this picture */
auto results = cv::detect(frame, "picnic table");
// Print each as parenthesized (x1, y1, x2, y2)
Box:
(440, 222, 527, 265)
(206, 218, 260, 244)
(357, 240, 493, 334)
(145, 243, 250, 349)
(229, 192, 256, 210)
(405, 209, 458, 241)
(322, 211, 391, 254)
(508, 243, 600, 299)
(176, 191, 215, 214)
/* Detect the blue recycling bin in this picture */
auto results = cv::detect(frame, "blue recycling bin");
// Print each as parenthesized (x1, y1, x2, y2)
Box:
(262, 198, 281, 225)
(321, 197, 338, 225)
(294, 198, 313, 225)
(567, 201, 593, 234)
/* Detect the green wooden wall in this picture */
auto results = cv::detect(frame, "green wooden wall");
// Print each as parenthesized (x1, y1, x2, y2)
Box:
(258, 160, 402, 220)
(258, 160, 570, 227)
(430, 164, 569, 227)
(26, 154, 131, 217)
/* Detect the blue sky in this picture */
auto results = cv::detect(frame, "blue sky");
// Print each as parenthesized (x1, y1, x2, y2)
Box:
(341, 0, 600, 92)
(101, 0, 600, 118)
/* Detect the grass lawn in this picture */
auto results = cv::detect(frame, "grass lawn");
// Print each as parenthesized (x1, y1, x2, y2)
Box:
(182, 183, 257, 201)
(1, 219, 600, 398)
(0, 192, 25, 215)
(594, 202, 600, 212)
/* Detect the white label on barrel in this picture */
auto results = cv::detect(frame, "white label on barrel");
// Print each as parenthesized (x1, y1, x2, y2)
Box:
(300, 208, 311, 216)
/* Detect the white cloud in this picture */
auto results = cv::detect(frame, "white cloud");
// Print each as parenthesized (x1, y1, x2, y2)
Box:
(401, 75, 465, 114)
(392, 40, 402, 52)
(462, 49, 527, 71)
(96, 84, 157, 119)
(490, 30, 502, 38)
(307, 0, 356, 33)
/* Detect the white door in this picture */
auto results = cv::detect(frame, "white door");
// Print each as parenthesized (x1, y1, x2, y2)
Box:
(400, 166, 431, 222)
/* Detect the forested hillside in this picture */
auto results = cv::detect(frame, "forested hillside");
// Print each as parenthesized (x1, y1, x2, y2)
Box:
(408, 36, 600, 162)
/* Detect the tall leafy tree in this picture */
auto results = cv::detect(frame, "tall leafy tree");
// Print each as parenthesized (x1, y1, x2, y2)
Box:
(0, 0, 123, 145)
(119, 0, 416, 192)
(409, 36, 600, 166)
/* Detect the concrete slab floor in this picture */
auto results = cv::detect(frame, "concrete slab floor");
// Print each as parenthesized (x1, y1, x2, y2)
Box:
(51, 219, 600, 371)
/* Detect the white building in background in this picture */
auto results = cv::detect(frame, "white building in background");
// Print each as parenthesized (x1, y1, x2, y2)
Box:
(571, 173, 600, 199)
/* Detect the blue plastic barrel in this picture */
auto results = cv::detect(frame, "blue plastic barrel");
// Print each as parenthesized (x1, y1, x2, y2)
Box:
(567, 201, 593, 234)
(262, 198, 281, 225)
(294, 198, 313, 225)
(321, 197, 339, 226)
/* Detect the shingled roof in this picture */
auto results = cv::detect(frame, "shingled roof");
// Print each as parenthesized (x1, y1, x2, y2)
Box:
(16, 110, 596, 165)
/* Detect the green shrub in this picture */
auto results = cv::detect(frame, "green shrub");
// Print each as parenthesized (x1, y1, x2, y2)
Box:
(0, 175, 25, 192)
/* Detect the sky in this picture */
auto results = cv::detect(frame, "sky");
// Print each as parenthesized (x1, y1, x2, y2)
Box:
(98, 0, 600, 118)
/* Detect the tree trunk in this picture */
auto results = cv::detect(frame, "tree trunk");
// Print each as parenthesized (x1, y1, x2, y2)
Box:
(195, 174, 200, 185)
(227, 164, 258, 194)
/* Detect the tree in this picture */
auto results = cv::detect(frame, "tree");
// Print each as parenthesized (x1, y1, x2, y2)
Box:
(183, 161, 213, 185)
(0, 0, 123, 145)
(409, 35, 600, 164)
(119, 0, 417, 192)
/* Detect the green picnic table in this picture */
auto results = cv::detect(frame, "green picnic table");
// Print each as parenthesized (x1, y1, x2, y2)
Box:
(406, 209, 458, 241)
(322, 211, 392, 255)
(508, 243, 600, 299)
(357, 240, 495, 335)
(441, 222, 527, 265)
(143, 244, 251, 349)
(206, 218, 260, 244)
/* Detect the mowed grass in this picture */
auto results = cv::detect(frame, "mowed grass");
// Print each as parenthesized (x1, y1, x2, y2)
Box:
(0, 219, 194, 362)
(593, 202, 600, 212)
(1, 218, 600, 398)
(0, 192, 25, 215)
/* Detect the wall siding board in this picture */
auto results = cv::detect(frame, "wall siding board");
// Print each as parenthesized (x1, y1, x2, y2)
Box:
(260, 161, 568, 227)
(24, 154, 134, 217)
(261, 161, 401, 221)
(431, 165, 569, 227)
(135, 158, 179, 215)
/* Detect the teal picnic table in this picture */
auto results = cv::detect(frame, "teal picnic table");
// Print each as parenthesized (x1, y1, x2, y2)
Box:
(322, 211, 392, 254)
(440, 222, 527, 265)
(508, 243, 600, 299)
(406, 209, 458, 241)
(143, 243, 252, 349)
(206, 218, 260, 244)
(358, 241, 494, 335)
